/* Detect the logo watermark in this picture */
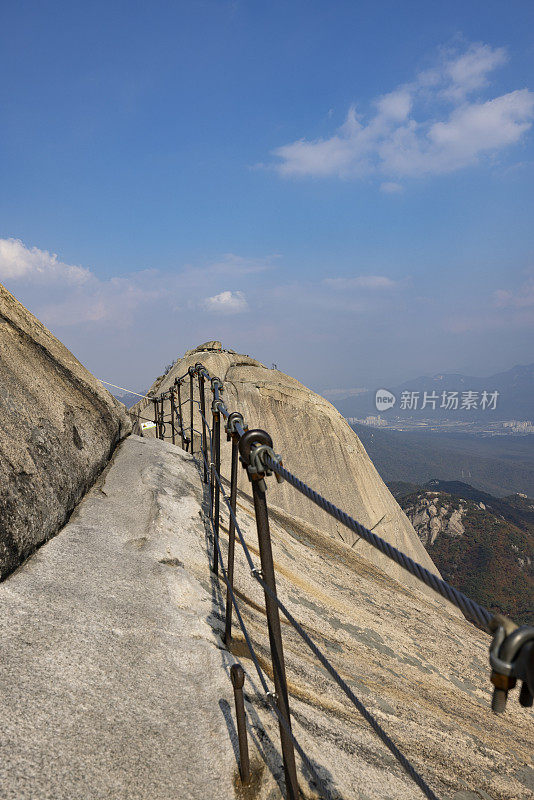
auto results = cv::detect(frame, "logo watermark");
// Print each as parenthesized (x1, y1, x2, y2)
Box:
(375, 389, 499, 412)
(375, 389, 396, 411)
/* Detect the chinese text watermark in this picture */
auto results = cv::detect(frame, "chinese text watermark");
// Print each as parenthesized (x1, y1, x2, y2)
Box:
(375, 389, 499, 412)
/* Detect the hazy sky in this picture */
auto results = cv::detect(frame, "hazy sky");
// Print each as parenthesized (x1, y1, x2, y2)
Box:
(1, 1, 533, 395)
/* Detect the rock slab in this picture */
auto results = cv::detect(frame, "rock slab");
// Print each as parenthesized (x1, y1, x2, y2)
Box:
(0, 435, 239, 800)
(1, 433, 531, 799)
(0, 283, 131, 577)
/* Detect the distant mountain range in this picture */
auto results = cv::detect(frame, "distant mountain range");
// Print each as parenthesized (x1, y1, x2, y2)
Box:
(391, 480, 534, 625)
(334, 363, 534, 421)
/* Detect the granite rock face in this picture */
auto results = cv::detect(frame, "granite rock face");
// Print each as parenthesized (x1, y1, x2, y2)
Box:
(2, 434, 531, 799)
(214, 479, 534, 800)
(406, 493, 467, 546)
(0, 283, 131, 577)
(133, 341, 444, 602)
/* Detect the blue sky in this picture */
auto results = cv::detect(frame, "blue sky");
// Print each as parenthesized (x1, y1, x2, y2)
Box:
(1, 0, 533, 395)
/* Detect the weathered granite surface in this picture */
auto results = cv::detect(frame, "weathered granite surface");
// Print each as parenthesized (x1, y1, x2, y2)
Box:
(0, 436, 239, 800)
(1, 434, 531, 799)
(0, 283, 131, 577)
(132, 341, 445, 603)
(210, 481, 534, 800)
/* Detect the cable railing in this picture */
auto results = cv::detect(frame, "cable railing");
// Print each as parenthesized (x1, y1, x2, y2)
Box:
(146, 363, 534, 800)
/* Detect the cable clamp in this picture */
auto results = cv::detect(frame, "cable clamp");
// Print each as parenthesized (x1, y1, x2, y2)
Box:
(212, 398, 225, 414)
(489, 614, 534, 713)
(238, 429, 281, 492)
(266, 691, 279, 704)
(226, 411, 247, 440)
(247, 444, 284, 486)
(194, 363, 208, 377)
(251, 567, 264, 581)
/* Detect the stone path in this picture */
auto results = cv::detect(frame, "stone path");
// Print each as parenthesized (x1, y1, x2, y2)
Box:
(0, 436, 239, 800)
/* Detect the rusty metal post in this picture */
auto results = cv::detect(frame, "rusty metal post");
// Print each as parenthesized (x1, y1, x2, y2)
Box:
(159, 395, 165, 440)
(230, 664, 250, 784)
(153, 398, 158, 437)
(224, 434, 239, 645)
(189, 368, 195, 454)
(198, 372, 208, 483)
(170, 389, 176, 444)
(175, 380, 186, 450)
(252, 481, 300, 800)
(251, 480, 299, 799)
(211, 405, 221, 576)
(238, 428, 299, 799)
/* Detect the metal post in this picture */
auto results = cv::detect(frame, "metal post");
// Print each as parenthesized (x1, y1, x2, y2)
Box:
(212, 407, 221, 576)
(239, 429, 298, 798)
(170, 389, 176, 445)
(198, 372, 208, 483)
(176, 380, 186, 450)
(159, 395, 165, 440)
(189, 369, 195, 454)
(224, 435, 239, 645)
(153, 398, 158, 438)
(230, 664, 250, 784)
(251, 480, 299, 799)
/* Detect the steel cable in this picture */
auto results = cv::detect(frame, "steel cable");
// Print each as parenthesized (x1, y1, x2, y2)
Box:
(201, 451, 344, 798)
(207, 459, 440, 800)
(155, 371, 493, 632)
(264, 456, 493, 632)
(153, 367, 496, 800)
(255, 567, 440, 799)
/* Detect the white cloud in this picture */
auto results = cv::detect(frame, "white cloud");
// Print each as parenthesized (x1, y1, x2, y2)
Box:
(324, 275, 398, 290)
(494, 275, 534, 308)
(201, 290, 249, 314)
(0, 238, 91, 284)
(427, 90, 532, 165)
(375, 89, 412, 121)
(0, 237, 162, 328)
(0, 240, 270, 329)
(38, 275, 162, 328)
(441, 43, 507, 100)
(272, 42, 533, 182)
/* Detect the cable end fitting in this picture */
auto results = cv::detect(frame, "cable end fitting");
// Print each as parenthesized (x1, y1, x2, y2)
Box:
(226, 411, 246, 441)
(212, 398, 225, 415)
(488, 615, 534, 714)
(238, 429, 283, 492)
